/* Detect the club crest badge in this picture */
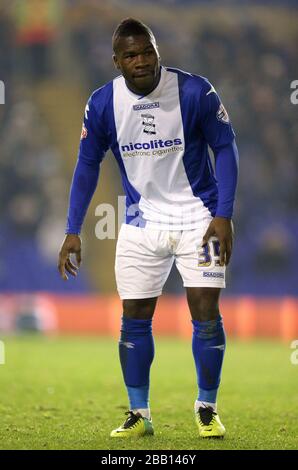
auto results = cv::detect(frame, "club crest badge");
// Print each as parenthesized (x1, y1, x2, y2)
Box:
(141, 113, 156, 135)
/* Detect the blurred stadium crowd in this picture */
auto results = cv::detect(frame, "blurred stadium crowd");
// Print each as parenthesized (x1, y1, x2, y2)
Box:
(0, 0, 297, 295)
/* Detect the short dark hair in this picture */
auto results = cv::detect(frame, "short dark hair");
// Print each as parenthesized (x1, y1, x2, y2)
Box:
(112, 18, 155, 53)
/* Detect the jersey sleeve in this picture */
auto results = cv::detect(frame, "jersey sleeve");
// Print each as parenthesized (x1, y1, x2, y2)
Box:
(198, 79, 235, 150)
(214, 140, 239, 219)
(65, 94, 109, 235)
(79, 94, 109, 165)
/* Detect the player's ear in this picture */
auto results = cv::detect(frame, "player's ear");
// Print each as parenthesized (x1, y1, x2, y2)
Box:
(155, 45, 161, 62)
(113, 54, 120, 70)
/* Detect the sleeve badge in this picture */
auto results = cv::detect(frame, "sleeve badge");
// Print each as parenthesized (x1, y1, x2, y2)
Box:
(216, 103, 230, 124)
(80, 123, 88, 139)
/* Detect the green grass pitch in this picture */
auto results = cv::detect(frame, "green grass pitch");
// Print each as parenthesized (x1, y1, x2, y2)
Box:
(0, 335, 297, 450)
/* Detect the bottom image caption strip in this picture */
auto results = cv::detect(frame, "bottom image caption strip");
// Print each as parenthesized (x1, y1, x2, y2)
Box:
(100, 454, 197, 466)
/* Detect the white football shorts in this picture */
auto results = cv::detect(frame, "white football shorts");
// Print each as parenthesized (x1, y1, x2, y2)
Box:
(115, 221, 226, 300)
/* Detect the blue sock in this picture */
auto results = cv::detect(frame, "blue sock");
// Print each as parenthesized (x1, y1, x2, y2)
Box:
(192, 315, 226, 405)
(119, 316, 154, 411)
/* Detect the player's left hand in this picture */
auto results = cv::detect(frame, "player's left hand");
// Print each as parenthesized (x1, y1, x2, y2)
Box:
(202, 217, 234, 266)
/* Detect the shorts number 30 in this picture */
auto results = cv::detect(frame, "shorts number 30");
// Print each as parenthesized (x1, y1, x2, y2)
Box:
(198, 240, 220, 267)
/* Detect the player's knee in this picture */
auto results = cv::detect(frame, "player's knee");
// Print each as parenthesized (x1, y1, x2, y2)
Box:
(123, 298, 157, 320)
(186, 287, 220, 322)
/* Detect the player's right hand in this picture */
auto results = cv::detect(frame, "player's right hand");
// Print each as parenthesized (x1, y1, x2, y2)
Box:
(58, 234, 82, 281)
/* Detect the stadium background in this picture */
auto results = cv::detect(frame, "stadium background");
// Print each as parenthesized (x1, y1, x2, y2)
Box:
(0, 0, 297, 339)
(0, 0, 298, 451)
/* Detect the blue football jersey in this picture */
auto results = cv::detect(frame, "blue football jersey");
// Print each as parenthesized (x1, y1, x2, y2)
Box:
(71, 66, 236, 232)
